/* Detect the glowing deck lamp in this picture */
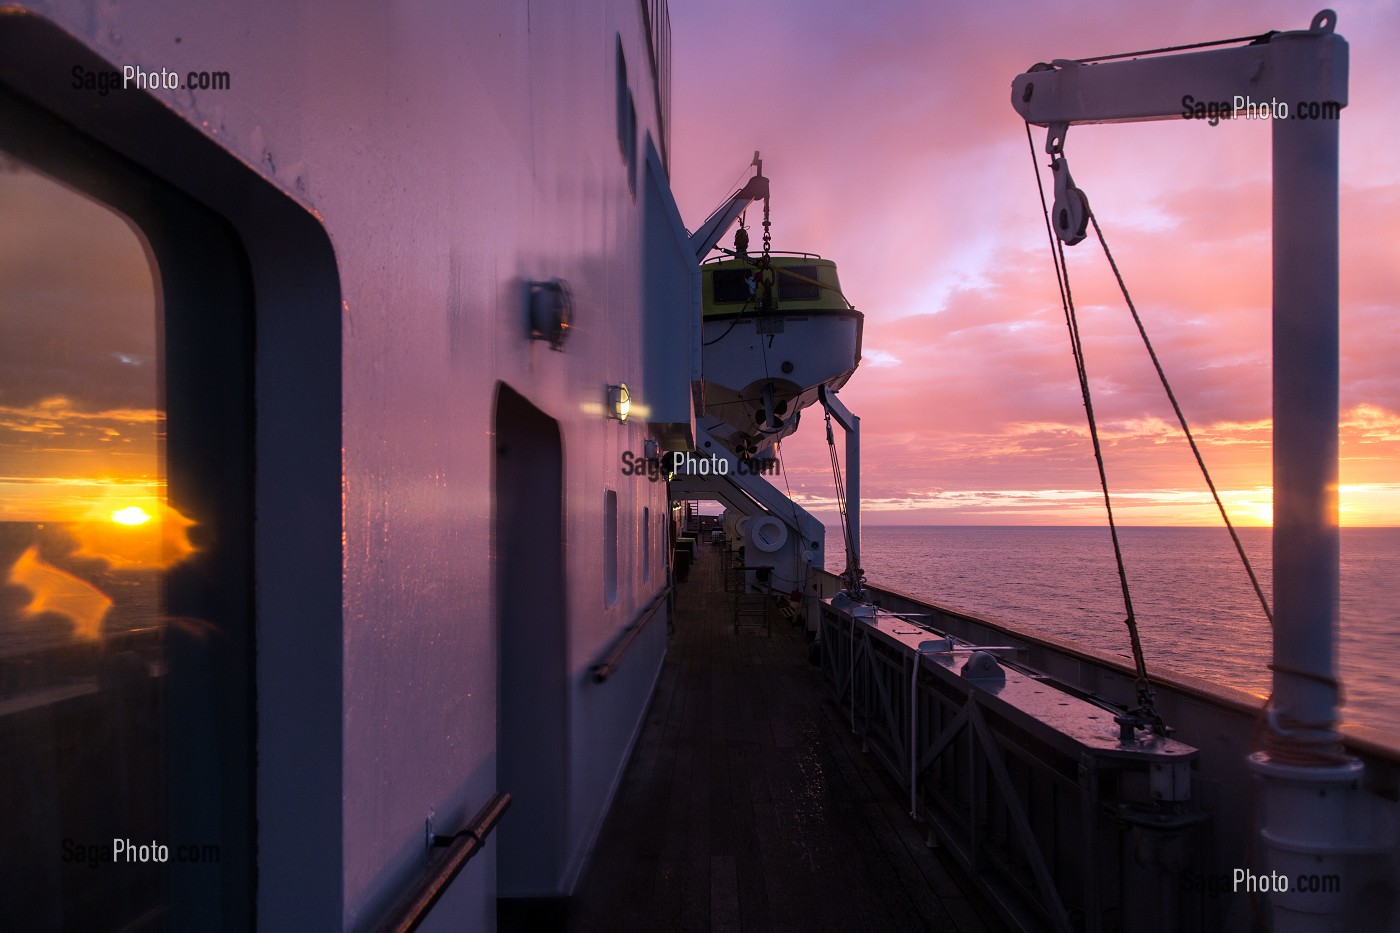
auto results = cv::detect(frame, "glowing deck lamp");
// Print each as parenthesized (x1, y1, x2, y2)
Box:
(608, 383, 631, 423)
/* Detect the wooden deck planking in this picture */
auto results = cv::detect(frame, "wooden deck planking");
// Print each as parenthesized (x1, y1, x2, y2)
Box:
(568, 543, 1003, 933)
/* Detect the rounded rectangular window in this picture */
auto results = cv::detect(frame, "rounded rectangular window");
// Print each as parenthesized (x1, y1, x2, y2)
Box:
(0, 144, 182, 928)
(643, 506, 651, 582)
(604, 489, 619, 605)
(0, 87, 253, 930)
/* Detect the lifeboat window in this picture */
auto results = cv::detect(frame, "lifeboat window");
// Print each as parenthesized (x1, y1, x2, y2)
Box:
(712, 268, 755, 305)
(0, 88, 252, 928)
(777, 265, 822, 302)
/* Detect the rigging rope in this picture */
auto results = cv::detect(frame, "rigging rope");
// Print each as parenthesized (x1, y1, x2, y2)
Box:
(1025, 118, 1352, 763)
(774, 440, 815, 607)
(702, 293, 752, 347)
(1086, 191, 1346, 762)
(1087, 212, 1275, 627)
(1025, 124, 1162, 731)
(825, 408, 864, 595)
(1069, 30, 1276, 64)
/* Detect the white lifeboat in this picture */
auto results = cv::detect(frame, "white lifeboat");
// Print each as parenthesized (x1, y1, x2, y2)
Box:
(700, 252, 862, 458)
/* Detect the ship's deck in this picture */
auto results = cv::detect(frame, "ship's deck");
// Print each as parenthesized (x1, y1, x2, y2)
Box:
(569, 541, 1003, 932)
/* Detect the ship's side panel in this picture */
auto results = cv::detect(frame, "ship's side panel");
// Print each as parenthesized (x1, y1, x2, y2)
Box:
(538, 2, 681, 901)
(336, 4, 539, 926)
(3, 0, 676, 929)
(329, 0, 677, 924)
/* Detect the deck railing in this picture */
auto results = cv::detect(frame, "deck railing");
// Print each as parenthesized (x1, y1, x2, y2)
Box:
(820, 601, 1210, 932)
(592, 584, 672, 683)
(817, 570, 1400, 931)
(373, 792, 511, 933)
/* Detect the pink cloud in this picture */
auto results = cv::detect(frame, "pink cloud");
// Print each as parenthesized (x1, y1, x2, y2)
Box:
(671, 1, 1400, 525)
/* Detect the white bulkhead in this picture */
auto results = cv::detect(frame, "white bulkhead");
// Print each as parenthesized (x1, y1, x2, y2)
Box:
(0, 1, 681, 929)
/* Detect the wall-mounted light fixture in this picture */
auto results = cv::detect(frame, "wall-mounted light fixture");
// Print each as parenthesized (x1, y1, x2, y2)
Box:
(607, 383, 631, 423)
(528, 278, 573, 351)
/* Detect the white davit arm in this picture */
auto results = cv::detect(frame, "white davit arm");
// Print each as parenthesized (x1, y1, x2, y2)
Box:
(1008, 19, 1384, 932)
(1010, 10, 1346, 126)
(688, 151, 770, 263)
(1011, 10, 1351, 760)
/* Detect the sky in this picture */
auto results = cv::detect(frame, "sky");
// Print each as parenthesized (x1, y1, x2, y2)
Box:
(668, 0, 1400, 526)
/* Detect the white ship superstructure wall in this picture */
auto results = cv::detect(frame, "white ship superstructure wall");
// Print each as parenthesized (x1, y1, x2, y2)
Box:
(0, 2, 678, 930)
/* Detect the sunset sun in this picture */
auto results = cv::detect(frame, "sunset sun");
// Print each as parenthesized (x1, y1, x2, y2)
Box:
(111, 505, 153, 526)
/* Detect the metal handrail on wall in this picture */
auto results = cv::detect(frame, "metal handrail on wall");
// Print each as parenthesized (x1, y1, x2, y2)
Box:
(374, 791, 511, 933)
(592, 584, 672, 683)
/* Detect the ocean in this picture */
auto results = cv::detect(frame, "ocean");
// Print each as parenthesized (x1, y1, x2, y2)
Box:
(824, 525, 1400, 736)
